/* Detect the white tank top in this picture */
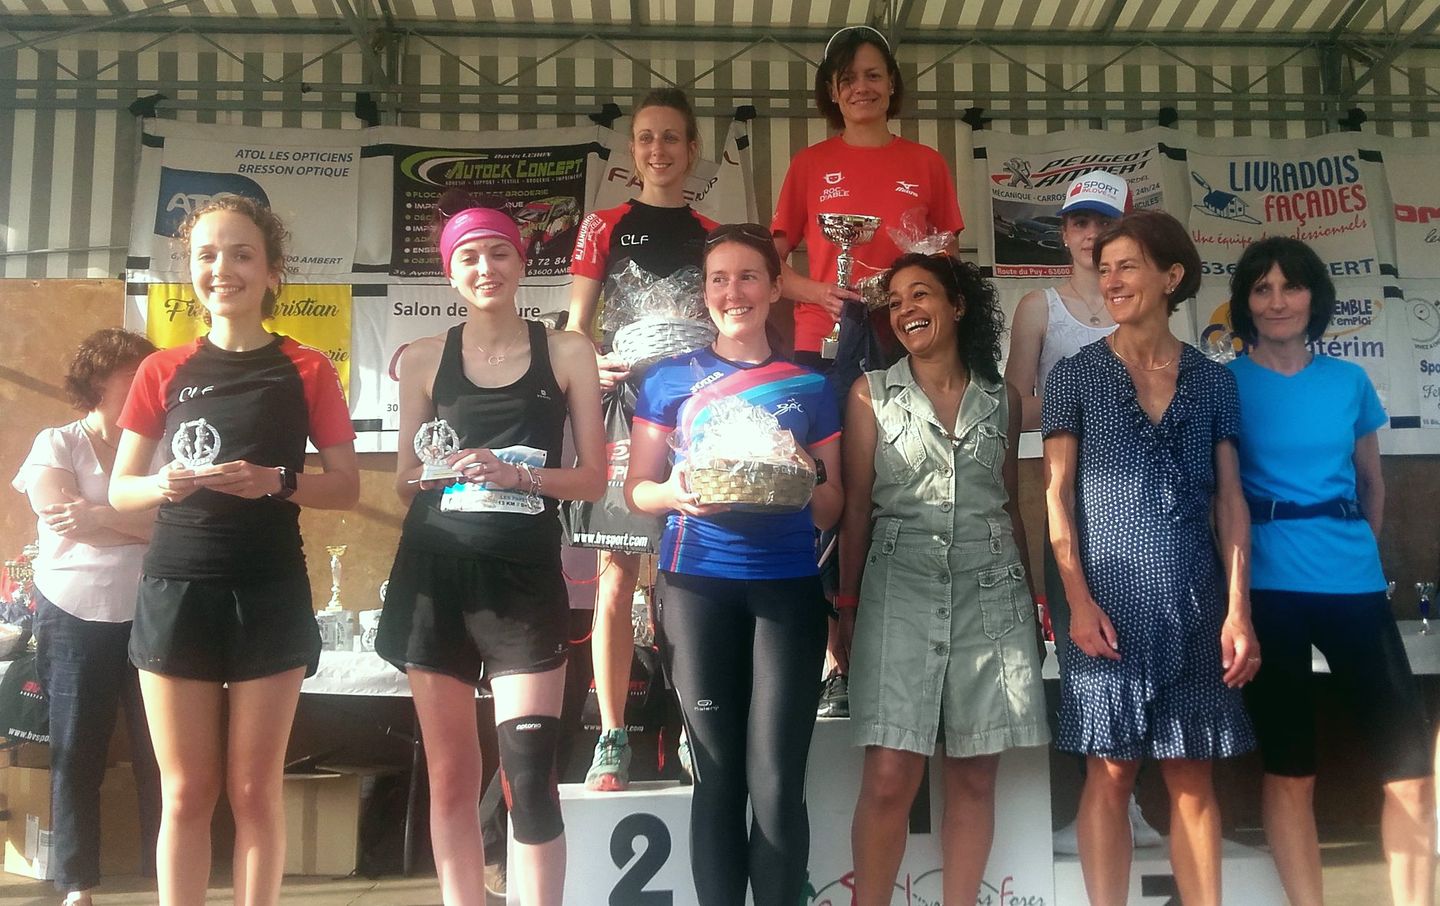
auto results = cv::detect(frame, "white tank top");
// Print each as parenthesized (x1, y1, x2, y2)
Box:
(1036, 286, 1117, 396)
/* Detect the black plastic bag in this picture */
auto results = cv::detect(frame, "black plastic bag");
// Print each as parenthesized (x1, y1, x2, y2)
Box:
(0, 651, 49, 745)
(562, 383, 662, 554)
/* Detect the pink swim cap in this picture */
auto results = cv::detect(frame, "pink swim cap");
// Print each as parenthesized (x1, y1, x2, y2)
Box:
(439, 207, 526, 277)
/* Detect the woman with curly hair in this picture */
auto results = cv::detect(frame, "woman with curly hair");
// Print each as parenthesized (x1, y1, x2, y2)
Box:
(838, 252, 1047, 905)
(13, 328, 162, 906)
(110, 194, 359, 906)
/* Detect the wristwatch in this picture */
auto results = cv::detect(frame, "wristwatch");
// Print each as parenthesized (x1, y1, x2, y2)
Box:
(814, 459, 828, 486)
(271, 466, 298, 500)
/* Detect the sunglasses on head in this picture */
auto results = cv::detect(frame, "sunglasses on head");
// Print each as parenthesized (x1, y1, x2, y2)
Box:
(705, 223, 773, 246)
(824, 25, 891, 59)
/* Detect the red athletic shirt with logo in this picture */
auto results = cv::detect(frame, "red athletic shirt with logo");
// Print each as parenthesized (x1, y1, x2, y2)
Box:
(119, 334, 355, 581)
(771, 135, 964, 353)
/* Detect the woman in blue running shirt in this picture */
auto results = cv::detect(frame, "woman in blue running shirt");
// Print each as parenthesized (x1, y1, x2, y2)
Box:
(625, 223, 844, 906)
(1226, 236, 1434, 906)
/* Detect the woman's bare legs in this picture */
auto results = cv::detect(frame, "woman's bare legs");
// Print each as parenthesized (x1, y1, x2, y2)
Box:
(940, 754, 1001, 906)
(1158, 758, 1221, 906)
(850, 746, 926, 904)
(226, 668, 305, 906)
(138, 672, 224, 906)
(1381, 775, 1437, 906)
(409, 669, 489, 906)
(1077, 756, 1140, 906)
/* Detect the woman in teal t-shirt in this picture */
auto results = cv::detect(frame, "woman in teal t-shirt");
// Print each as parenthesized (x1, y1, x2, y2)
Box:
(1226, 236, 1434, 906)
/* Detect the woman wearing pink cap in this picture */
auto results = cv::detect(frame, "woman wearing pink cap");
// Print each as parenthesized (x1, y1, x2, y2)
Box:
(376, 196, 605, 906)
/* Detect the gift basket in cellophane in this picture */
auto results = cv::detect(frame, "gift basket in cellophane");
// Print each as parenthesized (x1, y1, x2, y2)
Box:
(853, 209, 954, 312)
(604, 261, 715, 376)
(677, 398, 816, 512)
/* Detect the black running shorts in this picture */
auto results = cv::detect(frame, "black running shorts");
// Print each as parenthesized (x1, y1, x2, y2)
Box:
(130, 572, 321, 682)
(375, 545, 571, 684)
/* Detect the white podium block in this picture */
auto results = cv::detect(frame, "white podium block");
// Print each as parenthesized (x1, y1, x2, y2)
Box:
(511, 781, 700, 906)
(1053, 839, 1286, 905)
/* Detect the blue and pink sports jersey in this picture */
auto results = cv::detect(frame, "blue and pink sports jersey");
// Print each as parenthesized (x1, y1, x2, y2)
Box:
(634, 348, 840, 579)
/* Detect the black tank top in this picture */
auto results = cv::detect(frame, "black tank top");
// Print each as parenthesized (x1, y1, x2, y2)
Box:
(399, 320, 567, 562)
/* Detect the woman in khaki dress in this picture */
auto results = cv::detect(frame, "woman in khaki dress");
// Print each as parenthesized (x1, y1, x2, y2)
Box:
(838, 252, 1048, 905)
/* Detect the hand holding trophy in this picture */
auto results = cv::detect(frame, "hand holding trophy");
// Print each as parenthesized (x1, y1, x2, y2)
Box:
(816, 213, 882, 359)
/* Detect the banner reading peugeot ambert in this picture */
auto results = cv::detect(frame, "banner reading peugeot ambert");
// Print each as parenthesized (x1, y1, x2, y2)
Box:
(984, 142, 1164, 277)
(387, 143, 591, 278)
(132, 122, 361, 279)
(1183, 149, 1380, 282)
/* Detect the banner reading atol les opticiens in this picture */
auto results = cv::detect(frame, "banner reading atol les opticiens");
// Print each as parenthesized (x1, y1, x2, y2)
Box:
(130, 120, 361, 279)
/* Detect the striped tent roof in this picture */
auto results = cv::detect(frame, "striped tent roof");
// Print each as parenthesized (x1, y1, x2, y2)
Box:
(3, 0, 1439, 40)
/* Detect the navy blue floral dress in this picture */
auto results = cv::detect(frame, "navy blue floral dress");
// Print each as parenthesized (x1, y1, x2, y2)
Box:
(1041, 341, 1255, 760)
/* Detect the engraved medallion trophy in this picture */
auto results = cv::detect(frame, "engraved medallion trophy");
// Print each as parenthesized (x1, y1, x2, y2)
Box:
(817, 213, 882, 359)
(172, 417, 222, 474)
(414, 418, 463, 483)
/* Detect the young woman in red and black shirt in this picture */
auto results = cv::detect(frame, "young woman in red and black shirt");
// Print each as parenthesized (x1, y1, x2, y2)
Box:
(110, 195, 359, 906)
(566, 88, 717, 791)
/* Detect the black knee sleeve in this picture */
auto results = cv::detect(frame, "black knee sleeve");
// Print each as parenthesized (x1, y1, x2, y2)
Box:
(496, 715, 564, 844)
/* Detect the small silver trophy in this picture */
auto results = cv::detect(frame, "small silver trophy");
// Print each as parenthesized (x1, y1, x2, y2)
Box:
(1417, 582, 1435, 635)
(414, 418, 462, 483)
(172, 418, 221, 471)
(816, 213, 882, 359)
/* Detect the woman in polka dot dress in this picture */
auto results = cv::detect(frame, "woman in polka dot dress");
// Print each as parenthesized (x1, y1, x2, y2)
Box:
(1041, 210, 1259, 906)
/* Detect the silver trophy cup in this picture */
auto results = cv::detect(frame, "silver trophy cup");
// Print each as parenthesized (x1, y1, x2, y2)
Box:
(816, 213, 882, 359)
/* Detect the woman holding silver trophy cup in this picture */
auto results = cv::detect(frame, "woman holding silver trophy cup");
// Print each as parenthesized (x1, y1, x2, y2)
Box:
(770, 24, 966, 715)
(375, 193, 604, 906)
(109, 195, 360, 906)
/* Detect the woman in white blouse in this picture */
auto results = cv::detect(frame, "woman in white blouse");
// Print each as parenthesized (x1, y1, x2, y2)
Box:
(12, 328, 162, 906)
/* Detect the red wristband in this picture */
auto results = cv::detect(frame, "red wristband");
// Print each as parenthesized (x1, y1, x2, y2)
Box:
(834, 594, 860, 610)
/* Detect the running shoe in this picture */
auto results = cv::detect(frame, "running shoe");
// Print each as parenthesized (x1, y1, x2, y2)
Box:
(817, 669, 849, 719)
(584, 728, 632, 791)
(483, 861, 507, 896)
(677, 726, 693, 783)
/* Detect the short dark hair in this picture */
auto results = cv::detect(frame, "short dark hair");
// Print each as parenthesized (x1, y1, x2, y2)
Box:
(634, 87, 700, 148)
(178, 194, 291, 320)
(814, 27, 904, 131)
(884, 253, 1005, 384)
(1092, 210, 1201, 314)
(705, 223, 783, 281)
(1227, 236, 1335, 344)
(64, 328, 156, 411)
